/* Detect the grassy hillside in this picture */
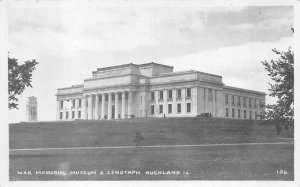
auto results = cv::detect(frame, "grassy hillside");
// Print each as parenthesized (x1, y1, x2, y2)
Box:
(9, 118, 294, 180)
(9, 117, 293, 149)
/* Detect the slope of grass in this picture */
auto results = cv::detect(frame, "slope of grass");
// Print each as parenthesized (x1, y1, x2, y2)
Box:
(9, 118, 294, 149)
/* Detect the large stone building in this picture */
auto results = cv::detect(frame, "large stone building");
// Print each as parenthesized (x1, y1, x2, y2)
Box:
(56, 62, 265, 120)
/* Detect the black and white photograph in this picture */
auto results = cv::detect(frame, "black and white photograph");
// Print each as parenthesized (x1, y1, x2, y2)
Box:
(2, 0, 299, 185)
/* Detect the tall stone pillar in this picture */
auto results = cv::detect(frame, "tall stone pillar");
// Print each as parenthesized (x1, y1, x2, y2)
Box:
(205, 88, 208, 113)
(115, 92, 119, 119)
(172, 89, 176, 116)
(215, 90, 218, 117)
(95, 94, 99, 119)
(182, 88, 186, 115)
(212, 89, 215, 117)
(82, 96, 87, 119)
(108, 92, 112, 119)
(228, 95, 232, 117)
(88, 95, 93, 120)
(56, 100, 60, 120)
(74, 99, 78, 119)
(128, 91, 133, 117)
(101, 93, 105, 119)
(163, 90, 167, 116)
(121, 92, 126, 119)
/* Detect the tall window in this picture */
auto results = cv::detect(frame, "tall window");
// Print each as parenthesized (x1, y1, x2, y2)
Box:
(151, 92, 155, 100)
(226, 108, 229, 117)
(151, 105, 154, 115)
(60, 100, 63, 108)
(60, 112, 63, 119)
(72, 99, 75, 108)
(231, 95, 235, 105)
(78, 99, 82, 107)
(232, 108, 235, 118)
(244, 110, 246, 119)
(177, 103, 181, 113)
(238, 109, 240, 118)
(254, 99, 258, 108)
(78, 111, 81, 118)
(249, 98, 252, 107)
(186, 103, 191, 113)
(237, 97, 241, 106)
(225, 95, 229, 105)
(72, 111, 75, 119)
(66, 112, 69, 119)
(159, 91, 164, 100)
(243, 97, 247, 107)
(168, 104, 172, 114)
(168, 90, 172, 99)
(249, 111, 252, 119)
(177, 89, 181, 98)
(186, 88, 191, 98)
(255, 111, 257, 119)
(159, 105, 163, 114)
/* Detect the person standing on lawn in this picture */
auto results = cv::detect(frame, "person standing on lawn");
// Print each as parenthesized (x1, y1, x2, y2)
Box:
(134, 130, 144, 148)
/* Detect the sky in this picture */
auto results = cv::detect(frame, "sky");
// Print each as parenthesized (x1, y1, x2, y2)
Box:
(7, 1, 294, 123)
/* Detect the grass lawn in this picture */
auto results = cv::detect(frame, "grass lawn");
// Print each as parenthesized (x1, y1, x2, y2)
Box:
(9, 118, 294, 180)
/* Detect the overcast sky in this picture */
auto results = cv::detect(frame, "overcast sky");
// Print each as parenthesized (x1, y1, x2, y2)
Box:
(8, 1, 294, 123)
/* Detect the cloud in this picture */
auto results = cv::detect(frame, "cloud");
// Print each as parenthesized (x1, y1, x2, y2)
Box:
(162, 36, 293, 104)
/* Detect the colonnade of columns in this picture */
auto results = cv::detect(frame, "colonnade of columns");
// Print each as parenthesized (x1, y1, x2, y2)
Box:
(82, 91, 133, 120)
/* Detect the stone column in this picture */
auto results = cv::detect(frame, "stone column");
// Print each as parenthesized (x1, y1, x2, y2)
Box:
(121, 92, 126, 118)
(215, 90, 218, 117)
(155, 90, 159, 116)
(74, 99, 78, 119)
(88, 95, 93, 120)
(172, 89, 176, 116)
(56, 100, 60, 120)
(115, 92, 119, 119)
(95, 94, 99, 119)
(228, 95, 232, 117)
(212, 89, 215, 117)
(107, 92, 112, 119)
(205, 88, 208, 113)
(182, 88, 186, 115)
(101, 93, 105, 119)
(163, 90, 167, 116)
(82, 96, 87, 119)
(128, 91, 133, 117)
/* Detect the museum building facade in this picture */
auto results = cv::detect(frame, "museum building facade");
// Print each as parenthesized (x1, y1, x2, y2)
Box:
(56, 62, 265, 120)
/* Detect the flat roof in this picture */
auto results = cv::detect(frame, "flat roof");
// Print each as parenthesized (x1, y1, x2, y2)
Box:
(96, 62, 173, 72)
(223, 85, 266, 95)
(57, 84, 84, 90)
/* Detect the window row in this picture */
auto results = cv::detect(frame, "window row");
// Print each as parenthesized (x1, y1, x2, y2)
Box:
(151, 88, 192, 101)
(225, 108, 262, 119)
(60, 99, 82, 108)
(60, 111, 81, 119)
(150, 103, 191, 115)
(225, 95, 263, 108)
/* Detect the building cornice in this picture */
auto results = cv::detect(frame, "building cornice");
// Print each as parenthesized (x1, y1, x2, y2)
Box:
(223, 85, 266, 96)
(57, 84, 84, 90)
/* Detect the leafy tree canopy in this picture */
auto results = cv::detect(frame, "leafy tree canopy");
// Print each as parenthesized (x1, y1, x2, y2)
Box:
(8, 57, 38, 110)
(261, 47, 294, 122)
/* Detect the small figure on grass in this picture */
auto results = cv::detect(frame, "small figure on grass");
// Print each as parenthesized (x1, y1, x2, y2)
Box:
(134, 130, 144, 148)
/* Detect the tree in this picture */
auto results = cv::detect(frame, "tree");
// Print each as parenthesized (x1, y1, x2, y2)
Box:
(261, 47, 294, 124)
(8, 57, 38, 109)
